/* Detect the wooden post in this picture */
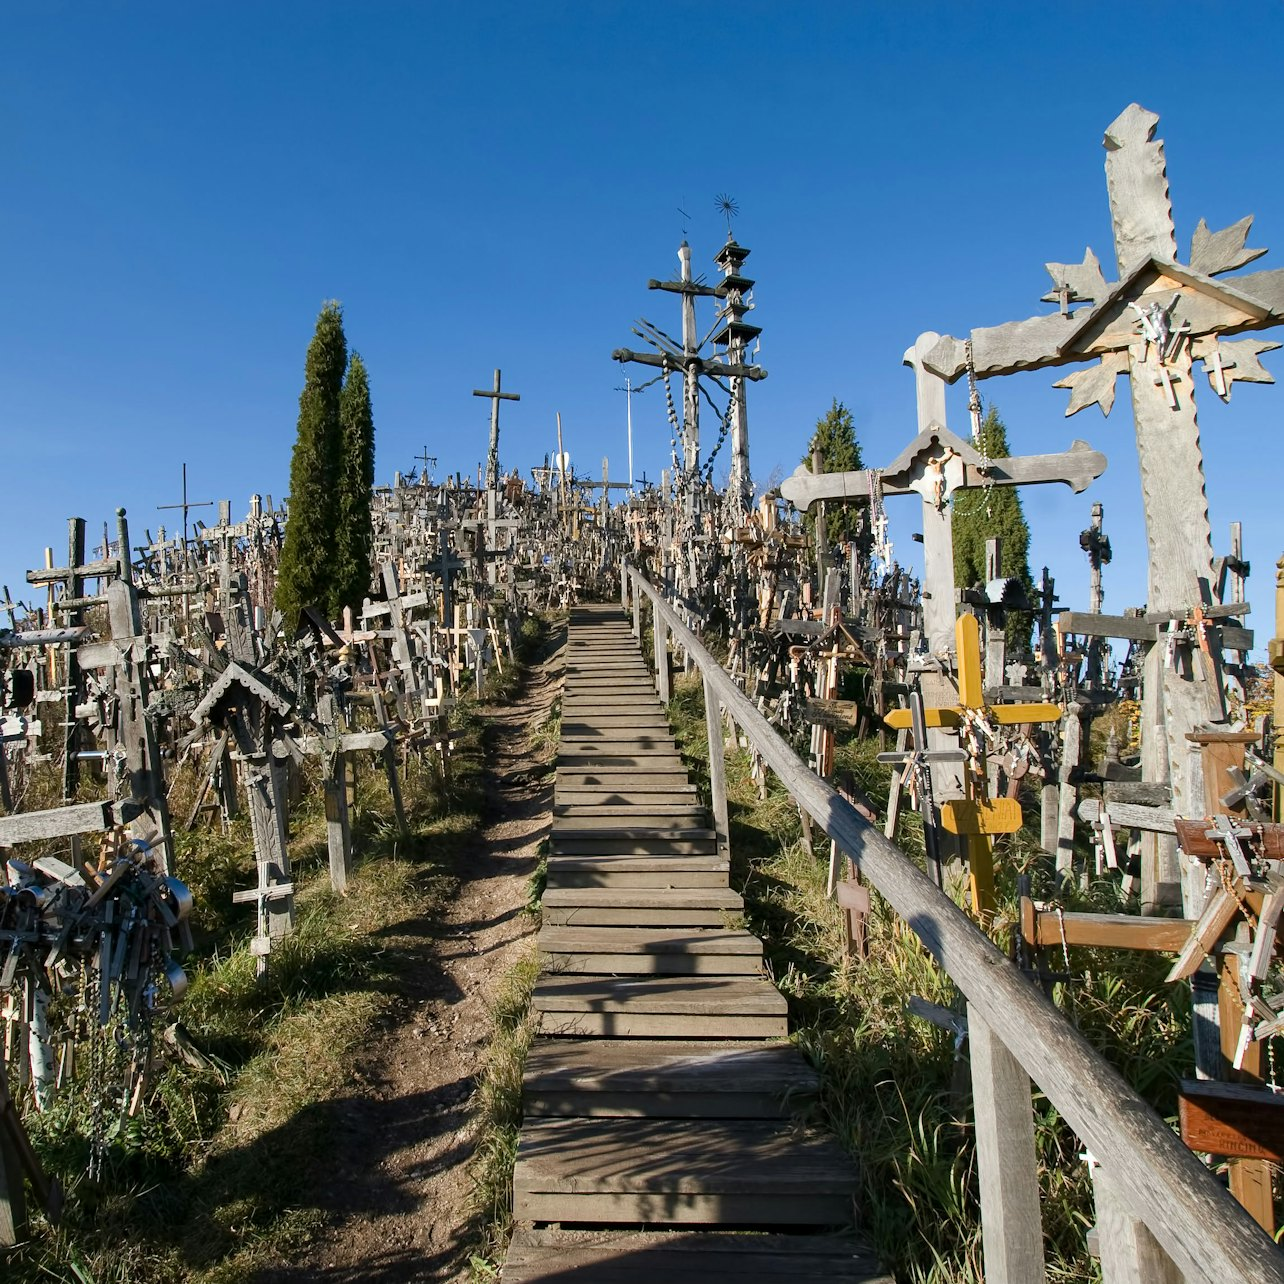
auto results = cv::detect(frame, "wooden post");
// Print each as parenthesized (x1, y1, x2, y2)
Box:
(1092, 1162, 1182, 1284)
(653, 608, 671, 704)
(0, 1066, 27, 1247)
(704, 673, 730, 863)
(324, 749, 353, 892)
(1056, 704, 1083, 887)
(382, 743, 410, 837)
(969, 1009, 1046, 1284)
(631, 578, 642, 639)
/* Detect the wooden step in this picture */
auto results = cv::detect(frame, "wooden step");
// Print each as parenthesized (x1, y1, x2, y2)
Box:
(512, 1117, 858, 1224)
(554, 806, 708, 823)
(552, 821, 714, 838)
(533, 975, 785, 1037)
(503, 1229, 890, 1283)
(522, 1039, 817, 1118)
(544, 854, 728, 889)
(550, 838, 717, 858)
(539, 926, 762, 975)
(558, 750, 686, 768)
(545, 852, 726, 872)
(556, 771, 693, 787)
(546, 868, 728, 889)
(542, 887, 739, 926)
(558, 735, 677, 751)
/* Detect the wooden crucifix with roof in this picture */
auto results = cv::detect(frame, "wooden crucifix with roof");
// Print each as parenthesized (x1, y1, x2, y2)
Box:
(919, 103, 1284, 910)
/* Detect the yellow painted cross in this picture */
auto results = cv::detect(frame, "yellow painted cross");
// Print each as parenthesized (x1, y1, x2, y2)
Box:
(885, 613, 1063, 915)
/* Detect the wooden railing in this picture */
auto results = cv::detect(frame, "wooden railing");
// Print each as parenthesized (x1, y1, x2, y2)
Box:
(622, 564, 1284, 1284)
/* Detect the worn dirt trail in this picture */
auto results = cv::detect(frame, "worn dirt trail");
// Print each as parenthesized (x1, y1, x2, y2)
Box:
(260, 627, 562, 1284)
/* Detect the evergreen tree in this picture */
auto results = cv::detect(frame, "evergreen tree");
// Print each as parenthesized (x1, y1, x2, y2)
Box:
(951, 405, 1036, 655)
(276, 301, 347, 627)
(801, 399, 864, 543)
(331, 352, 376, 616)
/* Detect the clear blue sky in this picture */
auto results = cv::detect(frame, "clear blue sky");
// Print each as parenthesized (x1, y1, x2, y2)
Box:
(3, 4, 1281, 647)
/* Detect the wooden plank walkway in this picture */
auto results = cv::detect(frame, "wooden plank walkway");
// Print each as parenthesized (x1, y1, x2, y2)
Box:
(502, 603, 889, 1282)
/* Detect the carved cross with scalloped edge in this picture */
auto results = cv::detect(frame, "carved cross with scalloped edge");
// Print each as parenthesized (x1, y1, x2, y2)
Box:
(920, 104, 1284, 615)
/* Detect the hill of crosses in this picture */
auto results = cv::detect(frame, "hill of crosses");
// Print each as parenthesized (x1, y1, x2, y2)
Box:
(2, 104, 1284, 1284)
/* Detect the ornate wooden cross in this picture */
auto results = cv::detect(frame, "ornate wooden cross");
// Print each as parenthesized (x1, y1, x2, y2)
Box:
(917, 104, 1284, 909)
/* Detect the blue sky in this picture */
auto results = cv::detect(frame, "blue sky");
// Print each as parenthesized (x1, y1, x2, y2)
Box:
(2, 4, 1281, 648)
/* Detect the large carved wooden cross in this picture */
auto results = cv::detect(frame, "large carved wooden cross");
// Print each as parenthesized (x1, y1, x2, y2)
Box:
(921, 103, 1282, 614)
(917, 104, 1284, 906)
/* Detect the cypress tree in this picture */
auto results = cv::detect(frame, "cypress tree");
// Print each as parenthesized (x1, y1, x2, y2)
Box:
(332, 352, 376, 616)
(801, 399, 864, 543)
(276, 301, 347, 627)
(951, 405, 1036, 655)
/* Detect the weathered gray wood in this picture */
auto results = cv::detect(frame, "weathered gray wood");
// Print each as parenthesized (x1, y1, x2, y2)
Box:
(1057, 610, 1252, 651)
(0, 799, 122, 845)
(1056, 706, 1083, 884)
(503, 1229, 885, 1282)
(513, 1117, 857, 1225)
(323, 749, 352, 893)
(1092, 1162, 1183, 1284)
(1076, 798, 1176, 834)
(703, 673, 731, 865)
(626, 567, 1284, 1282)
(546, 869, 727, 890)
(503, 1229, 891, 1284)
(653, 608, 671, 705)
(969, 1010, 1046, 1284)
(522, 1039, 815, 1117)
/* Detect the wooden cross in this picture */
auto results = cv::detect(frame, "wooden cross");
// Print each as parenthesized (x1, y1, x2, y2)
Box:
(884, 612, 1061, 916)
(472, 369, 520, 492)
(917, 105, 1284, 909)
(781, 422, 1105, 658)
(613, 239, 767, 489)
(414, 447, 437, 479)
(156, 463, 213, 569)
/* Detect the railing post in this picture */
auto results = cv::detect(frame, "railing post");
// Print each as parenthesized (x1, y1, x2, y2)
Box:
(653, 607, 671, 704)
(1092, 1162, 1182, 1284)
(703, 673, 731, 864)
(631, 577, 642, 639)
(621, 566, 629, 611)
(969, 1009, 1046, 1284)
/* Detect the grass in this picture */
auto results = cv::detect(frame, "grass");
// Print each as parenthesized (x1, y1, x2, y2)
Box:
(1, 618, 555, 1283)
(662, 669, 1200, 1284)
(464, 947, 540, 1279)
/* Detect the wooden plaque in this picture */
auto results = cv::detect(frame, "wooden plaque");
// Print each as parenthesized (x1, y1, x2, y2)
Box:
(940, 797, 1023, 836)
(1178, 1080, 1284, 1161)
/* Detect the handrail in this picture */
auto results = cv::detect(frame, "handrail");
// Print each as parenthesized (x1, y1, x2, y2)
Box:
(626, 563, 1283, 1284)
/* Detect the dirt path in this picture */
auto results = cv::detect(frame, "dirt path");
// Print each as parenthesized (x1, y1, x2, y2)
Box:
(260, 627, 562, 1284)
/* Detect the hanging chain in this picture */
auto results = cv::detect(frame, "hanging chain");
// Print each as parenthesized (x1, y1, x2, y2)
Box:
(965, 339, 995, 517)
(702, 391, 737, 483)
(965, 339, 983, 443)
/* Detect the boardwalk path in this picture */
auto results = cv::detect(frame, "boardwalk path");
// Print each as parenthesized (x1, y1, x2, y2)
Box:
(502, 603, 889, 1281)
